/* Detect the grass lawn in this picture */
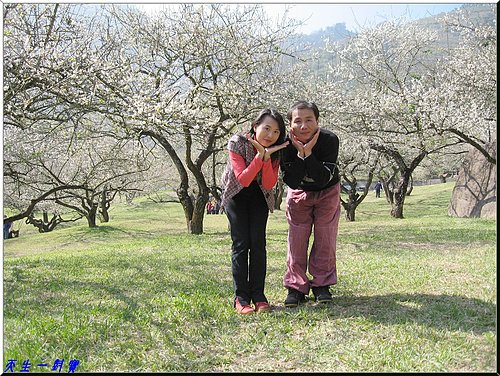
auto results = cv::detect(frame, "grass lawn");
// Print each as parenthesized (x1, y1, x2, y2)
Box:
(2, 182, 496, 372)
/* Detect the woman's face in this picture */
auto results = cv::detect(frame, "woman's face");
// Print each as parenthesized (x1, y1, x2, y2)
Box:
(253, 116, 280, 147)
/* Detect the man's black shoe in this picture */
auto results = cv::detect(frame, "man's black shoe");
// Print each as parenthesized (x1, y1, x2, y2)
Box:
(284, 288, 306, 307)
(312, 286, 332, 303)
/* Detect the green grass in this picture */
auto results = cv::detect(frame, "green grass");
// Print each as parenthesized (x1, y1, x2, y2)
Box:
(3, 182, 496, 372)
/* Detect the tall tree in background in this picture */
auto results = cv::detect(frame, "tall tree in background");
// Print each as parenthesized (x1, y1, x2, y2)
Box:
(96, 4, 300, 233)
(325, 20, 468, 218)
(336, 132, 379, 221)
(3, 4, 156, 226)
(428, 5, 496, 163)
(3, 4, 101, 223)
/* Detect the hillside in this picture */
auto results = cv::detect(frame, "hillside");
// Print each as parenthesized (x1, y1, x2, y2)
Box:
(294, 3, 495, 76)
(297, 3, 494, 45)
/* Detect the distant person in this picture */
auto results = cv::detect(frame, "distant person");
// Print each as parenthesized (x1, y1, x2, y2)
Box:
(374, 181, 382, 198)
(214, 200, 221, 214)
(221, 108, 289, 314)
(206, 201, 213, 215)
(280, 100, 340, 307)
(3, 216, 11, 240)
(211, 199, 218, 214)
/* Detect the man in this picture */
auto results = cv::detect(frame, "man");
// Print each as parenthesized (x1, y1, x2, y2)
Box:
(280, 100, 341, 307)
(374, 181, 382, 198)
(3, 216, 12, 240)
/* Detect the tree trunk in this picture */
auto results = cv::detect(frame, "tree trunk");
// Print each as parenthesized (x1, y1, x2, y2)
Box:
(390, 174, 410, 218)
(406, 175, 414, 196)
(101, 208, 110, 223)
(391, 199, 404, 218)
(100, 190, 110, 222)
(387, 189, 394, 204)
(188, 195, 207, 234)
(343, 203, 357, 221)
(142, 130, 212, 235)
(177, 185, 210, 235)
(180, 192, 206, 234)
(340, 191, 360, 222)
(42, 212, 50, 232)
(26, 211, 58, 233)
(380, 177, 394, 204)
(178, 185, 194, 231)
(87, 204, 98, 228)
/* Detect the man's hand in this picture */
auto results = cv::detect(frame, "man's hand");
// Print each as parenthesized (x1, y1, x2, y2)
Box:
(290, 128, 320, 158)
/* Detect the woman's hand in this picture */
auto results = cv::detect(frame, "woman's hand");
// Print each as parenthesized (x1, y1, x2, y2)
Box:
(263, 141, 289, 161)
(246, 133, 266, 159)
(247, 133, 289, 161)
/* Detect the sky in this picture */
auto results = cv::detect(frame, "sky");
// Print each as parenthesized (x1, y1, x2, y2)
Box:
(262, 3, 464, 34)
(136, 2, 476, 34)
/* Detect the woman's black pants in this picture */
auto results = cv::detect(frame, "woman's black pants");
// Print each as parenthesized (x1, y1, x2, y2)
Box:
(225, 181, 269, 306)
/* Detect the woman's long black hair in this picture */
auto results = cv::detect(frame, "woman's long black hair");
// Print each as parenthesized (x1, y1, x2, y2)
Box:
(248, 108, 287, 162)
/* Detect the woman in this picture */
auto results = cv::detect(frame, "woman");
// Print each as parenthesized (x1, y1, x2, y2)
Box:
(221, 108, 288, 314)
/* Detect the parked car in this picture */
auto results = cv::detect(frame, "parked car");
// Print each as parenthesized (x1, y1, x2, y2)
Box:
(341, 183, 366, 193)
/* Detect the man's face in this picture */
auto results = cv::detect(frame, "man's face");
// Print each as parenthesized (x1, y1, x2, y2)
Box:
(289, 108, 319, 144)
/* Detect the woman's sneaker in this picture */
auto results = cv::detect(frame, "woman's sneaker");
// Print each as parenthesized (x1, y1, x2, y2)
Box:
(284, 288, 306, 307)
(312, 286, 332, 303)
(235, 298, 254, 314)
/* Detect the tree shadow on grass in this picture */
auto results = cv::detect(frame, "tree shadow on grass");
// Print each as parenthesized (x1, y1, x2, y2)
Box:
(4, 258, 231, 325)
(4, 251, 495, 347)
(63, 225, 164, 244)
(284, 293, 497, 335)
